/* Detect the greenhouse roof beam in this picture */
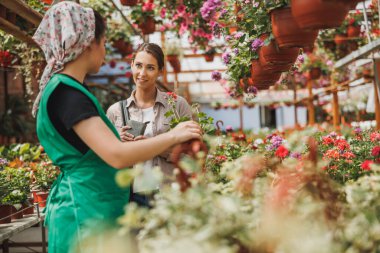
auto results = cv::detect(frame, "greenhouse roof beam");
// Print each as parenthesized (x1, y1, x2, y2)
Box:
(334, 38, 380, 69)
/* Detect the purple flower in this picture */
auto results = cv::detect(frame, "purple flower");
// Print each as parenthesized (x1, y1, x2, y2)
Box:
(251, 38, 264, 52)
(234, 32, 244, 39)
(233, 48, 239, 55)
(354, 127, 362, 134)
(211, 71, 222, 81)
(297, 54, 304, 63)
(290, 152, 301, 159)
(225, 35, 232, 41)
(246, 86, 258, 95)
(222, 52, 231, 64)
(266, 135, 283, 151)
(200, 0, 222, 21)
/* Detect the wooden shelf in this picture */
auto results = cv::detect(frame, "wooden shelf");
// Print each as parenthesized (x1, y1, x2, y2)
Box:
(1, 0, 42, 26)
(0, 16, 36, 45)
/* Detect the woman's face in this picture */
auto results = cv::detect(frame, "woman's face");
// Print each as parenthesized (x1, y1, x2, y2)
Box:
(88, 36, 107, 74)
(132, 51, 162, 90)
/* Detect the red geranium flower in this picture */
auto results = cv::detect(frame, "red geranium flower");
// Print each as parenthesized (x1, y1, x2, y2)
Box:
(125, 71, 132, 78)
(166, 91, 178, 100)
(275, 145, 289, 159)
(370, 132, 380, 142)
(324, 149, 340, 159)
(322, 136, 334, 145)
(361, 160, 374, 171)
(334, 139, 350, 151)
(342, 152, 355, 159)
(372, 146, 380, 157)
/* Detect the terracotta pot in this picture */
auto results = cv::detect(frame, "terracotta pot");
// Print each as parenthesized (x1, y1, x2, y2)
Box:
(167, 55, 181, 73)
(251, 60, 282, 87)
(22, 202, 34, 215)
(0, 205, 12, 224)
(259, 40, 299, 66)
(347, 25, 361, 37)
(36, 192, 49, 208)
(171, 140, 208, 192)
(334, 34, 347, 45)
(204, 54, 214, 62)
(138, 16, 156, 35)
(309, 67, 321, 80)
(291, 0, 349, 30)
(11, 206, 23, 220)
(120, 0, 138, 6)
(271, 7, 319, 49)
(112, 39, 133, 56)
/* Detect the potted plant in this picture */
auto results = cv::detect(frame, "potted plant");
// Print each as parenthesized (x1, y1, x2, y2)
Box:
(204, 47, 217, 62)
(131, 2, 157, 35)
(0, 167, 32, 220)
(265, 1, 319, 49)
(0, 171, 12, 224)
(344, 13, 362, 38)
(291, 0, 349, 30)
(300, 54, 329, 80)
(32, 162, 60, 208)
(165, 41, 182, 73)
(107, 21, 134, 56)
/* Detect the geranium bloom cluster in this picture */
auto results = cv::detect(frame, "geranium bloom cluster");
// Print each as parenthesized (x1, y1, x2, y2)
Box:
(321, 133, 355, 163)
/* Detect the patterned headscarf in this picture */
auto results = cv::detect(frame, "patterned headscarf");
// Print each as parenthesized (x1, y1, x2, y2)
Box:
(32, 1, 96, 116)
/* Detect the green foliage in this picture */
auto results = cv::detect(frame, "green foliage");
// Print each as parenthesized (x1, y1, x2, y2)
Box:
(33, 163, 60, 192)
(0, 143, 41, 162)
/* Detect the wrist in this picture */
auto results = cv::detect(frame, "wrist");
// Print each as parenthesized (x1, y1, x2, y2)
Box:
(164, 131, 178, 145)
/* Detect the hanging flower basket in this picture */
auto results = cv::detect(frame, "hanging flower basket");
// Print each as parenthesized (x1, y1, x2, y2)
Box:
(291, 0, 349, 30)
(271, 7, 318, 49)
(120, 0, 138, 6)
(259, 39, 299, 73)
(309, 67, 321, 80)
(347, 25, 361, 38)
(138, 16, 156, 35)
(204, 54, 215, 62)
(167, 55, 181, 73)
(251, 60, 281, 88)
(112, 39, 133, 56)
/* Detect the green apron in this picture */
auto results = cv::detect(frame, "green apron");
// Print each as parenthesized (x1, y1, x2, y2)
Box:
(36, 74, 130, 253)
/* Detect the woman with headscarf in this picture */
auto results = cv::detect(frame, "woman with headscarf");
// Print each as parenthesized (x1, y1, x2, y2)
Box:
(33, 2, 201, 253)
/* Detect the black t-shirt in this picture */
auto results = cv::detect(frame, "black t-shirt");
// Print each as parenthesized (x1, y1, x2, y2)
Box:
(47, 74, 99, 154)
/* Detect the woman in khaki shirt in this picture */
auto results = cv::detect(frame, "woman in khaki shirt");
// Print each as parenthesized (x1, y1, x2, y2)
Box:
(106, 43, 192, 206)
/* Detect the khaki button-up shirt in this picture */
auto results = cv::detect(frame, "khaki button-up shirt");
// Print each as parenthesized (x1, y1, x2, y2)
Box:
(106, 88, 193, 179)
